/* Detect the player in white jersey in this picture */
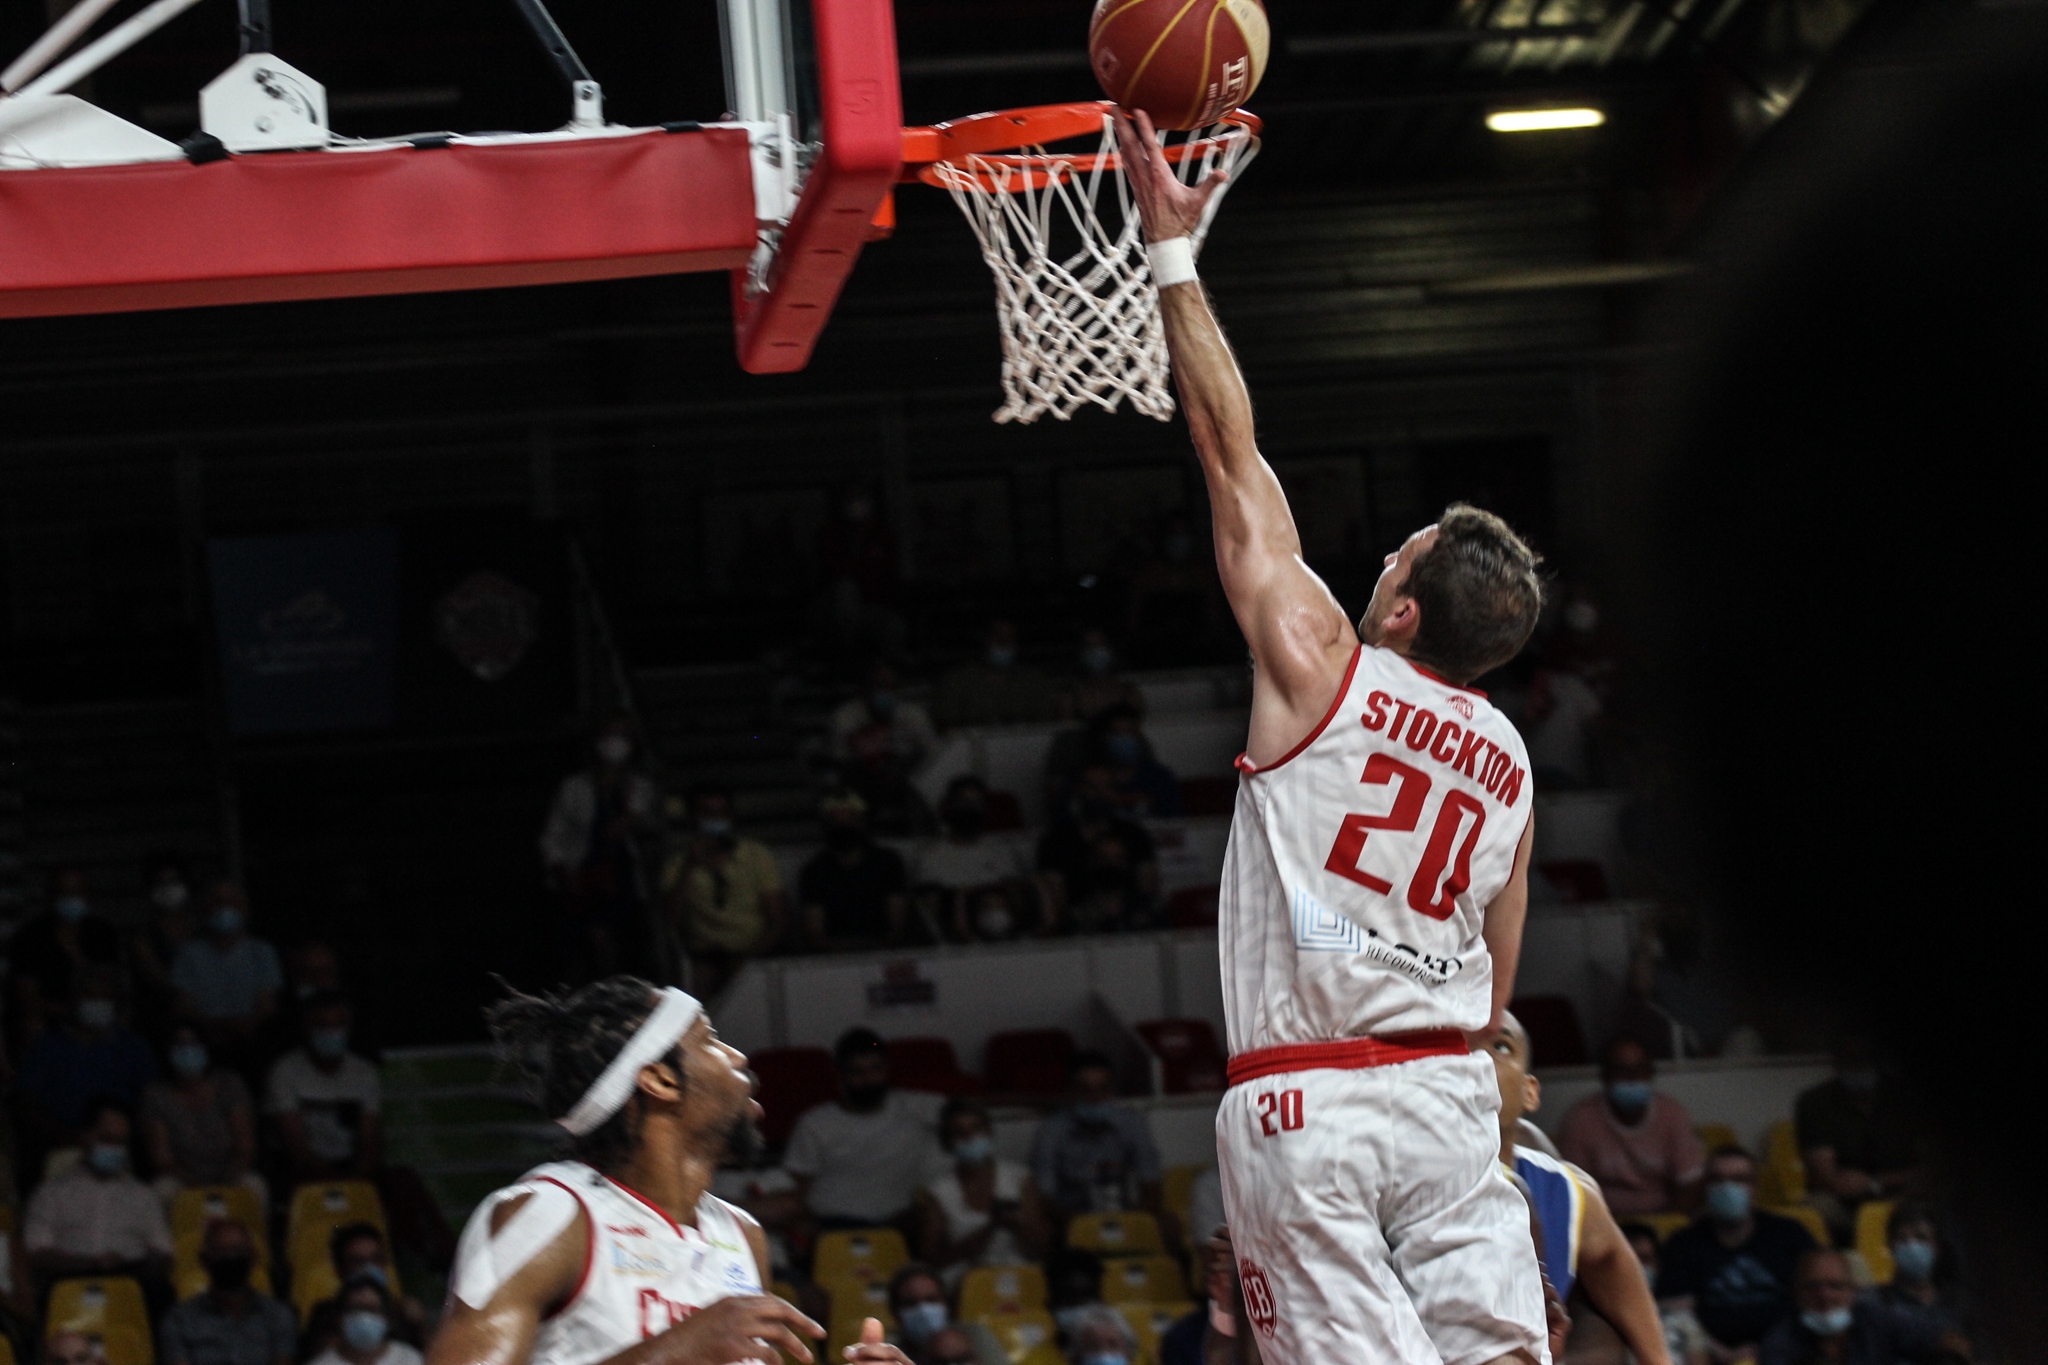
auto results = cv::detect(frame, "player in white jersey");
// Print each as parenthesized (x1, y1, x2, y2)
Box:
(1114, 111, 1552, 1364)
(424, 977, 914, 1365)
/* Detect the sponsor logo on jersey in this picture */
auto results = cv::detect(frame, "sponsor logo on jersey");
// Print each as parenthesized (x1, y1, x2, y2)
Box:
(1446, 695, 1475, 720)
(606, 1225, 650, 1238)
(637, 1288, 701, 1338)
(1238, 1258, 1278, 1337)
(608, 1242, 676, 1278)
(1291, 889, 1462, 984)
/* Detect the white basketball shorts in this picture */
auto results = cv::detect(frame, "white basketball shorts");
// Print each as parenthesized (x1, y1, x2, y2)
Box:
(1216, 1044, 1550, 1365)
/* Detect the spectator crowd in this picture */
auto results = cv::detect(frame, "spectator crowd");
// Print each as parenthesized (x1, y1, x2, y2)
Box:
(0, 865, 450, 1365)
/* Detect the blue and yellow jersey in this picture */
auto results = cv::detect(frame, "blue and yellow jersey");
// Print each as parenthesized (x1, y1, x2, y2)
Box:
(1512, 1147, 1591, 1301)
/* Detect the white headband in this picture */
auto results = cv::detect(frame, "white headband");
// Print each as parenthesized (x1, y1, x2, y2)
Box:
(555, 987, 703, 1136)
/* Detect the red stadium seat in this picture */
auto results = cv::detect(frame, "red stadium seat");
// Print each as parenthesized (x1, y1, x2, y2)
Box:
(1509, 995, 1589, 1067)
(749, 1046, 838, 1146)
(1135, 1018, 1226, 1093)
(983, 1029, 1075, 1096)
(886, 1036, 982, 1095)
(1168, 885, 1218, 928)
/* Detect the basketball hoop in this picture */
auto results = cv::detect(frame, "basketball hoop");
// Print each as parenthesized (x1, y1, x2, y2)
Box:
(902, 100, 1259, 424)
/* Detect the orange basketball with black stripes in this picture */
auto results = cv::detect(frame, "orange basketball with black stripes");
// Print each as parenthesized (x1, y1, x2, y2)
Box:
(1088, 0, 1270, 131)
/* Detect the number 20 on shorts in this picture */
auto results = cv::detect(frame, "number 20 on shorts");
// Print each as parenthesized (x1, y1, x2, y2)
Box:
(1254, 1089, 1304, 1136)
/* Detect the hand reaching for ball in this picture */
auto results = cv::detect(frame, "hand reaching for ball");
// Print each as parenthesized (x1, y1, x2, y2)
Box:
(1112, 107, 1231, 245)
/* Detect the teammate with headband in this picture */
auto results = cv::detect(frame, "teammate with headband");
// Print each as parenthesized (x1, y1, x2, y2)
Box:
(426, 977, 913, 1365)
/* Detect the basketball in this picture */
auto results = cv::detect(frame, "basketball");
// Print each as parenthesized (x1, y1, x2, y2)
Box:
(1088, 0, 1271, 131)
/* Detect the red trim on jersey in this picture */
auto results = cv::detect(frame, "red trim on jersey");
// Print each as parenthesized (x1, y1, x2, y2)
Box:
(604, 1174, 697, 1240)
(1403, 656, 1488, 698)
(532, 1176, 597, 1319)
(1238, 646, 1363, 776)
(1225, 1030, 1469, 1088)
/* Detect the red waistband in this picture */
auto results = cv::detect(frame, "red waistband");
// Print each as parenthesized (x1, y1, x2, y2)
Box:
(1225, 1031, 1469, 1088)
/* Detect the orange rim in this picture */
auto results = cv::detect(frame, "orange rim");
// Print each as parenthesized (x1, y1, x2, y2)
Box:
(899, 100, 1260, 191)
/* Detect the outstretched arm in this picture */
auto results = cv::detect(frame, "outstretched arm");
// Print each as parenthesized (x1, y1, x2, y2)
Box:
(1481, 816, 1536, 1034)
(1573, 1179, 1673, 1365)
(1113, 110, 1357, 767)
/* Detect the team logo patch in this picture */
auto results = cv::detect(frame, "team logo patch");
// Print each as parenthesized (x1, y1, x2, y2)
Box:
(1238, 1257, 1278, 1338)
(1446, 695, 1474, 720)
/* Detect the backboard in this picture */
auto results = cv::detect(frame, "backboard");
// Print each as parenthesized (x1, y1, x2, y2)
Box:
(0, 0, 901, 373)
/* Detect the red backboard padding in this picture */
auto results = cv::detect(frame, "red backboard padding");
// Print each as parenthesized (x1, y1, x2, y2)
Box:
(0, 128, 758, 320)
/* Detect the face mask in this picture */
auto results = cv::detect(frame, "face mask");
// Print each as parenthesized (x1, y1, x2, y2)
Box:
(1083, 1355, 1131, 1365)
(897, 1301, 947, 1344)
(87, 1142, 128, 1175)
(1800, 1307, 1853, 1337)
(1564, 601, 1599, 633)
(869, 690, 897, 719)
(310, 1028, 350, 1060)
(986, 645, 1016, 668)
(974, 904, 1013, 939)
(210, 907, 244, 936)
(1080, 645, 1113, 675)
(1606, 1080, 1654, 1116)
(56, 895, 89, 922)
(1890, 1239, 1936, 1282)
(1072, 1102, 1114, 1125)
(843, 1082, 887, 1112)
(596, 735, 633, 766)
(205, 1255, 253, 1292)
(77, 998, 118, 1031)
(1053, 1307, 1091, 1335)
(341, 1310, 390, 1353)
(1704, 1181, 1751, 1223)
(698, 818, 734, 839)
(171, 1042, 210, 1078)
(1104, 734, 1143, 764)
(153, 881, 190, 911)
(952, 1135, 994, 1164)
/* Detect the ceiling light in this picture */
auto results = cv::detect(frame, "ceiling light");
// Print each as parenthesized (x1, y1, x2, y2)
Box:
(1486, 106, 1605, 132)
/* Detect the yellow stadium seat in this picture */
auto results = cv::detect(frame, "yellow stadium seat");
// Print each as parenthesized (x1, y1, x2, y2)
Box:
(1856, 1200, 1896, 1284)
(47, 1280, 155, 1365)
(959, 1265, 1047, 1319)
(771, 1280, 800, 1304)
(1117, 1300, 1195, 1358)
(170, 1185, 266, 1244)
(1161, 1165, 1205, 1245)
(1696, 1123, 1739, 1154)
(812, 1228, 909, 1287)
(1067, 1211, 1163, 1257)
(288, 1181, 388, 1272)
(1758, 1121, 1806, 1206)
(824, 1276, 896, 1359)
(1764, 1204, 1831, 1248)
(976, 1309, 1058, 1364)
(0, 1204, 16, 1234)
(1101, 1255, 1186, 1304)
(174, 1252, 274, 1302)
(1014, 1350, 1064, 1365)
(1634, 1211, 1693, 1246)
(0, 1333, 15, 1365)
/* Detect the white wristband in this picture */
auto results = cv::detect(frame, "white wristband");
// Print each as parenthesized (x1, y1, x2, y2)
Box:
(1148, 236, 1198, 288)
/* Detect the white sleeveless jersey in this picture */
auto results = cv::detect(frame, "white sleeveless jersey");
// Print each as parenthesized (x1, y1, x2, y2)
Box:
(1219, 645, 1534, 1053)
(455, 1161, 764, 1365)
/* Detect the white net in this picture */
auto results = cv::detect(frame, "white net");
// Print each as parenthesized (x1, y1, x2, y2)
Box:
(932, 113, 1258, 424)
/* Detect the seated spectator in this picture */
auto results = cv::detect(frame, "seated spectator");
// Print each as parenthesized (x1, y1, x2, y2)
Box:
(783, 1029, 943, 1231)
(1622, 1224, 1711, 1365)
(831, 661, 938, 834)
(1654, 1145, 1817, 1354)
(141, 1024, 261, 1204)
(1037, 768, 1160, 933)
(1523, 659, 1604, 790)
(1091, 705, 1183, 818)
(540, 715, 662, 981)
(284, 942, 345, 1008)
(958, 886, 1037, 944)
(321, 1224, 427, 1341)
(885, 1264, 1005, 1364)
(43, 1333, 105, 1365)
(17, 967, 158, 1155)
(1795, 1040, 1923, 1243)
(664, 783, 787, 998)
(1030, 1052, 1165, 1226)
(1869, 1203, 1961, 1340)
(172, 883, 283, 1066)
(130, 852, 201, 1036)
(935, 621, 1061, 728)
(1044, 1248, 1106, 1334)
(268, 994, 382, 1182)
(799, 790, 909, 951)
(1064, 629, 1141, 725)
(159, 1219, 296, 1365)
(24, 1099, 172, 1298)
(1757, 1248, 1963, 1365)
(1157, 1222, 1233, 1365)
(914, 1099, 1051, 1283)
(9, 867, 122, 1035)
(1059, 1304, 1140, 1365)
(303, 1274, 423, 1365)
(0, 1219, 35, 1338)
(1556, 1037, 1705, 1216)
(915, 778, 1038, 938)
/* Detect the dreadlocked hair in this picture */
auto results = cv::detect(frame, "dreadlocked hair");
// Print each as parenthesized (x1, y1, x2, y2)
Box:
(486, 975, 681, 1175)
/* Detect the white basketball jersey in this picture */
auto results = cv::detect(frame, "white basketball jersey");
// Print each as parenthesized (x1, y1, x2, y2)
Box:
(1219, 644, 1534, 1053)
(455, 1160, 764, 1365)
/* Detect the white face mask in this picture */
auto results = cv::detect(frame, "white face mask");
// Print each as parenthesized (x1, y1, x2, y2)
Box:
(153, 882, 191, 910)
(596, 735, 633, 766)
